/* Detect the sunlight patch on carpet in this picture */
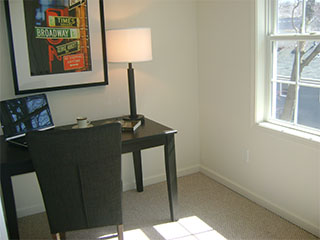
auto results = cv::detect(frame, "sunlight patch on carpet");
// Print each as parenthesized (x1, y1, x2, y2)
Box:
(99, 229, 150, 240)
(153, 216, 227, 240)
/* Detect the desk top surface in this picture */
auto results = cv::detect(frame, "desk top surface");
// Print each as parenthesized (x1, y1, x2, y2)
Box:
(0, 117, 177, 167)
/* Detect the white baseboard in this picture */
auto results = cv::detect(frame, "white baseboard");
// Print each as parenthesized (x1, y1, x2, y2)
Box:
(17, 165, 200, 218)
(123, 164, 200, 191)
(200, 165, 320, 238)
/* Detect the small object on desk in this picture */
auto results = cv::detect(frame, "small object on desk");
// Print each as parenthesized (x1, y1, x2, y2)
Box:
(76, 117, 91, 128)
(122, 120, 141, 132)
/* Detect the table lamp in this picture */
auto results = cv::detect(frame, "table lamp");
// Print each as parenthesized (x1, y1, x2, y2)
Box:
(107, 27, 152, 123)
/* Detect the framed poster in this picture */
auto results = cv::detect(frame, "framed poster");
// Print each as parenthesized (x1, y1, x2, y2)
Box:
(4, 0, 108, 94)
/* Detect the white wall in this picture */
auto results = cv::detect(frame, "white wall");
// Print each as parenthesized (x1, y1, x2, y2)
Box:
(0, 0, 200, 217)
(198, 0, 320, 237)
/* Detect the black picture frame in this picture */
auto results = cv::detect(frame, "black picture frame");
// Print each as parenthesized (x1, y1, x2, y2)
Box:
(4, 0, 108, 95)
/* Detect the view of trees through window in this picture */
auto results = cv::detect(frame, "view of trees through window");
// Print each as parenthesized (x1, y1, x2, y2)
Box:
(271, 0, 320, 132)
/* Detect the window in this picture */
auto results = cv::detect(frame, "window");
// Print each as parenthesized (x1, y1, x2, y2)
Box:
(266, 0, 320, 135)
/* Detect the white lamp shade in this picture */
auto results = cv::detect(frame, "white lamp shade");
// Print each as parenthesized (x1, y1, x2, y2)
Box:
(106, 28, 152, 63)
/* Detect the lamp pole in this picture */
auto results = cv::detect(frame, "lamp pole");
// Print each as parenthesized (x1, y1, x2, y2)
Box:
(125, 63, 144, 123)
(127, 63, 137, 119)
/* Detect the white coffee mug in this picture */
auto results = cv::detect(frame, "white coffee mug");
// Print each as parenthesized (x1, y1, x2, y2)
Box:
(77, 117, 90, 128)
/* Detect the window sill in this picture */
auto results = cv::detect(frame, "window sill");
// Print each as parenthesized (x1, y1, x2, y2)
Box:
(258, 122, 320, 144)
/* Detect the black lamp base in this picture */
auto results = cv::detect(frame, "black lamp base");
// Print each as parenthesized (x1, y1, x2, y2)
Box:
(125, 63, 144, 124)
(123, 114, 145, 124)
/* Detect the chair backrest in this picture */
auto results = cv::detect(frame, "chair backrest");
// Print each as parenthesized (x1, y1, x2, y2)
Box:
(26, 123, 122, 234)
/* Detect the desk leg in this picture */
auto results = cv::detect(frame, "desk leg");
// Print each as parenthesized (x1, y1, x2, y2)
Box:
(1, 170, 19, 240)
(133, 151, 143, 192)
(164, 134, 178, 222)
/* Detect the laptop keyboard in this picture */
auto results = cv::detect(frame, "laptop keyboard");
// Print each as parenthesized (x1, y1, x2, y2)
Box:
(8, 137, 28, 148)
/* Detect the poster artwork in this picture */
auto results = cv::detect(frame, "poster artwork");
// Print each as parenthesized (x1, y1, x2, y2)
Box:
(23, 0, 92, 76)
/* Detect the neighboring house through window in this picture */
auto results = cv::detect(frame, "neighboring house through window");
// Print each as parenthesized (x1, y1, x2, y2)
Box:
(257, 0, 320, 137)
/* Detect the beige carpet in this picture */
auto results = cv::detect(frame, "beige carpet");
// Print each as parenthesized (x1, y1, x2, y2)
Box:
(18, 173, 318, 240)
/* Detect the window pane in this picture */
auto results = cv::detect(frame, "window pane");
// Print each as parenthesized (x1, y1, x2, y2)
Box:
(306, 0, 320, 33)
(277, 0, 302, 34)
(301, 41, 320, 82)
(271, 82, 295, 122)
(298, 86, 320, 130)
(269, 1, 320, 134)
(276, 41, 296, 78)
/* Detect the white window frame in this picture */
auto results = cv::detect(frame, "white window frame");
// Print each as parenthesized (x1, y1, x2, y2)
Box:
(255, 0, 320, 141)
(279, 81, 288, 97)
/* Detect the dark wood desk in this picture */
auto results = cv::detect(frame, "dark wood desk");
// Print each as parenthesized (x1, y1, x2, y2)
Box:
(0, 117, 178, 240)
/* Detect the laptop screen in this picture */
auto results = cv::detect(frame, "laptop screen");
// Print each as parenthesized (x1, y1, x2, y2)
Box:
(0, 94, 54, 140)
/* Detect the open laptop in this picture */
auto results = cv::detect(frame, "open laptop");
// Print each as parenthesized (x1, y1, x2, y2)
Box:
(0, 94, 55, 147)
